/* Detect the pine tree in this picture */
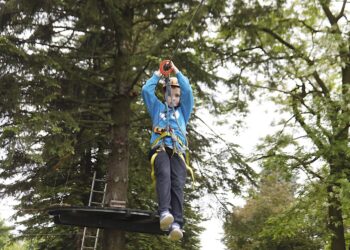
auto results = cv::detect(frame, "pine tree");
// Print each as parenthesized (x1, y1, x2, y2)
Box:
(0, 0, 252, 249)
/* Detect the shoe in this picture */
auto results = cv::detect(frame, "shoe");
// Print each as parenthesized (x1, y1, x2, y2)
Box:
(168, 223, 183, 241)
(160, 211, 174, 231)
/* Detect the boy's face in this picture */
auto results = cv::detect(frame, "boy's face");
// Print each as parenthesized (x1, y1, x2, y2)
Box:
(166, 87, 181, 107)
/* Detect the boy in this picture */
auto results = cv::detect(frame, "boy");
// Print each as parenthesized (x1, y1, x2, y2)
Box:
(141, 61, 194, 240)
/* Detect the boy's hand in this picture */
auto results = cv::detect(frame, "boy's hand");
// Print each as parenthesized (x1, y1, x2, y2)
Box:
(155, 70, 162, 77)
(170, 61, 179, 74)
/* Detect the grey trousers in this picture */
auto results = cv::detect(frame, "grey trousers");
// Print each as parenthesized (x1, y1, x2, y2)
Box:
(154, 149, 187, 227)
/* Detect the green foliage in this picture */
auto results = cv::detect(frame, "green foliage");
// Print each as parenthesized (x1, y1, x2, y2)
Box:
(224, 169, 324, 250)
(219, 0, 350, 249)
(0, 0, 253, 249)
(0, 218, 32, 250)
(259, 181, 327, 249)
(0, 218, 11, 249)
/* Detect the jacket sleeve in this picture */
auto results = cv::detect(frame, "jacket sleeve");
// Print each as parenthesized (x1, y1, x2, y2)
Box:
(177, 71, 194, 124)
(141, 72, 162, 120)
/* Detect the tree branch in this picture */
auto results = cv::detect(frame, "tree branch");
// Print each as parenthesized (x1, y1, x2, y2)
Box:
(259, 27, 296, 51)
(128, 60, 151, 93)
(335, 0, 348, 21)
(255, 152, 323, 180)
(319, 0, 337, 25)
(291, 93, 326, 151)
(193, 113, 257, 186)
(255, 26, 332, 99)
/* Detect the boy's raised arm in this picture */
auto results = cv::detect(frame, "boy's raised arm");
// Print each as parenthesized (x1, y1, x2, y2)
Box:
(141, 70, 162, 118)
(171, 62, 194, 124)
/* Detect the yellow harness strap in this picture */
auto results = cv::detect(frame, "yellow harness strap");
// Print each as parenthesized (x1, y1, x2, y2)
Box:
(150, 148, 195, 189)
(150, 151, 158, 188)
(151, 131, 185, 149)
(178, 153, 195, 189)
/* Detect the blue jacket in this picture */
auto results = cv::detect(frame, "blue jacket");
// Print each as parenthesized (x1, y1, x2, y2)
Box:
(142, 71, 194, 152)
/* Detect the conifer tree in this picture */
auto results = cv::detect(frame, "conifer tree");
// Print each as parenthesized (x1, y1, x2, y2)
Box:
(0, 0, 252, 249)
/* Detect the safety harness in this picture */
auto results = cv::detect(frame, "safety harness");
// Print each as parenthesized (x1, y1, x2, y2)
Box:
(149, 128, 194, 188)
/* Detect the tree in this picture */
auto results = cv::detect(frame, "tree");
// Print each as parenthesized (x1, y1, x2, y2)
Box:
(224, 163, 325, 249)
(0, 218, 11, 249)
(218, 0, 350, 249)
(0, 0, 253, 249)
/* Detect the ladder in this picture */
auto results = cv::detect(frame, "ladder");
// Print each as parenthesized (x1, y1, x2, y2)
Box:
(80, 172, 107, 250)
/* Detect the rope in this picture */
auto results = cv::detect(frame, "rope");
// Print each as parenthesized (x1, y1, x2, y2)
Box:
(163, 0, 206, 149)
(194, 157, 230, 214)
(165, 78, 171, 134)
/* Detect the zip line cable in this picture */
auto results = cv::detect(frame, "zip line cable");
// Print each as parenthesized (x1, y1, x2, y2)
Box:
(169, 0, 206, 61)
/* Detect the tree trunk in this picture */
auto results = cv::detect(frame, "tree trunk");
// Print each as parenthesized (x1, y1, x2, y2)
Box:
(326, 42, 350, 250)
(326, 183, 345, 250)
(102, 2, 133, 249)
(341, 47, 350, 183)
(327, 157, 346, 250)
(103, 96, 131, 250)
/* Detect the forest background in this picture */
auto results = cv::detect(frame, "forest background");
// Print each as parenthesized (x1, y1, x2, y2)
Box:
(0, 0, 349, 249)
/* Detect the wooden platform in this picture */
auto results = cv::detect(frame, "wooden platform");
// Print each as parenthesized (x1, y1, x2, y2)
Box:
(48, 206, 166, 235)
